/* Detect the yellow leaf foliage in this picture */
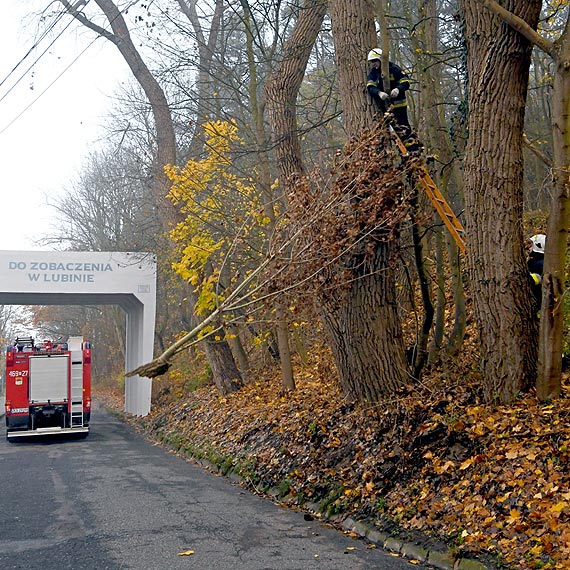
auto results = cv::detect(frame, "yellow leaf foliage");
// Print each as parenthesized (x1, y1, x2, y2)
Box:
(177, 550, 195, 556)
(165, 120, 263, 314)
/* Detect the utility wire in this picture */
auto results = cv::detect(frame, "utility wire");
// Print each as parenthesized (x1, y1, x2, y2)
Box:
(0, 11, 82, 105)
(0, 5, 69, 91)
(0, 0, 134, 137)
(0, 1, 94, 96)
(0, 33, 102, 137)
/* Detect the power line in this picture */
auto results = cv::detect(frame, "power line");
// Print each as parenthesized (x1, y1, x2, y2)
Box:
(0, 0, 133, 137)
(0, 12, 81, 105)
(0, 6, 68, 92)
(0, 1, 95, 97)
(0, 34, 101, 138)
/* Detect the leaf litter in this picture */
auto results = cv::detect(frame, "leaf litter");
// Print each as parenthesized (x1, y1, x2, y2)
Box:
(102, 347, 570, 570)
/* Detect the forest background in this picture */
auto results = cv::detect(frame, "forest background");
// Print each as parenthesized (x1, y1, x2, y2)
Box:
(2, 1, 570, 568)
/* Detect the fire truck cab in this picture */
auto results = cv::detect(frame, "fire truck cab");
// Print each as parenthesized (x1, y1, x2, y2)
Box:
(5, 336, 91, 440)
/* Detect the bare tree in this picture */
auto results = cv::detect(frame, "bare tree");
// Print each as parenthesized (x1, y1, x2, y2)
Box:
(0, 306, 20, 346)
(57, 0, 243, 396)
(45, 148, 159, 251)
(59, 0, 180, 227)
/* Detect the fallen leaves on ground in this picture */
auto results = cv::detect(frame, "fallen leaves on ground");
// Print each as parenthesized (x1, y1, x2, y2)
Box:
(100, 350, 570, 570)
(177, 550, 195, 556)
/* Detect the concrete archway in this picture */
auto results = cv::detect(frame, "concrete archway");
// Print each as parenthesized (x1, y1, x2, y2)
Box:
(0, 251, 156, 416)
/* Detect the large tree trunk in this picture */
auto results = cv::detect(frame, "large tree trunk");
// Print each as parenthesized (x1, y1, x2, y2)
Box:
(321, 0, 408, 400)
(477, 0, 570, 400)
(461, 0, 541, 403)
(203, 333, 243, 395)
(265, 0, 327, 182)
(538, 18, 570, 400)
(185, 282, 243, 394)
(329, 0, 377, 136)
(62, 0, 242, 395)
(264, 0, 328, 392)
(318, 242, 408, 400)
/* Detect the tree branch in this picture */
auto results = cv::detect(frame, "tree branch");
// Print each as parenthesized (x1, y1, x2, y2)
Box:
(480, 0, 555, 57)
(58, 0, 116, 43)
(523, 134, 553, 167)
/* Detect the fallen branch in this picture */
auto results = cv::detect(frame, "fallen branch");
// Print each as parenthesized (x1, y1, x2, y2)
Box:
(126, 252, 275, 377)
(128, 124, 401, 379)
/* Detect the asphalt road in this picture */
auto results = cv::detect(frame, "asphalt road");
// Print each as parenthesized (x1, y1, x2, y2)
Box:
(0, 403, 424, 570)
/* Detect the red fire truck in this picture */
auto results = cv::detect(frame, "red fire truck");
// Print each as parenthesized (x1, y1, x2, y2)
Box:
(4, 336, 91, 440)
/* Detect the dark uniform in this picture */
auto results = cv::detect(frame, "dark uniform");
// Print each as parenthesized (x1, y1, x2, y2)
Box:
(366, 62, 420, 152)
(528, 251, 544, 307)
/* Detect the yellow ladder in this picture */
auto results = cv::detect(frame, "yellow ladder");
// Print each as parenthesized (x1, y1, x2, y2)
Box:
(390, 126, 466, 254)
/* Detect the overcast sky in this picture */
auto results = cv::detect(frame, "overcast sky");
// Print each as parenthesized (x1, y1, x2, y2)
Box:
(0, 1, 128, 251)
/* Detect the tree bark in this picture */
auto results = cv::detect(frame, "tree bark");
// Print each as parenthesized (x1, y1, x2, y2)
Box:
(264, 0, 328, 392)
(329, 0, 377, 136)
(265, 0, 327, 182)
(320, 0, 408, 400)
(479, 0, 570, 401)
(203, 333, 243, 395)
(538, 18, 570, 400)
(185, 284, 244, 394)
(460, 0, 541, 403)
(318, 242, 408, 400)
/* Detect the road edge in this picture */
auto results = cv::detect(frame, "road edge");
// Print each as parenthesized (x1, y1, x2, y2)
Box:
(103, 400, 494, 570)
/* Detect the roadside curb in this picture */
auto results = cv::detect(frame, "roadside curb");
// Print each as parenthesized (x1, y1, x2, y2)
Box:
(337, 516, 489, 569)
(187, 453, 492, 569)
(113, 406, 494, 570)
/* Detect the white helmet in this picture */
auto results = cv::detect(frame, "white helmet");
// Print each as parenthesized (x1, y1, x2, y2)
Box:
(367, 48, 383, 61)
(530, 234, 546, 253)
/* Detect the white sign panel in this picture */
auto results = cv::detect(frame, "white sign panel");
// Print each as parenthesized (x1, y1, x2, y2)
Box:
(0, 251, 157, 416)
